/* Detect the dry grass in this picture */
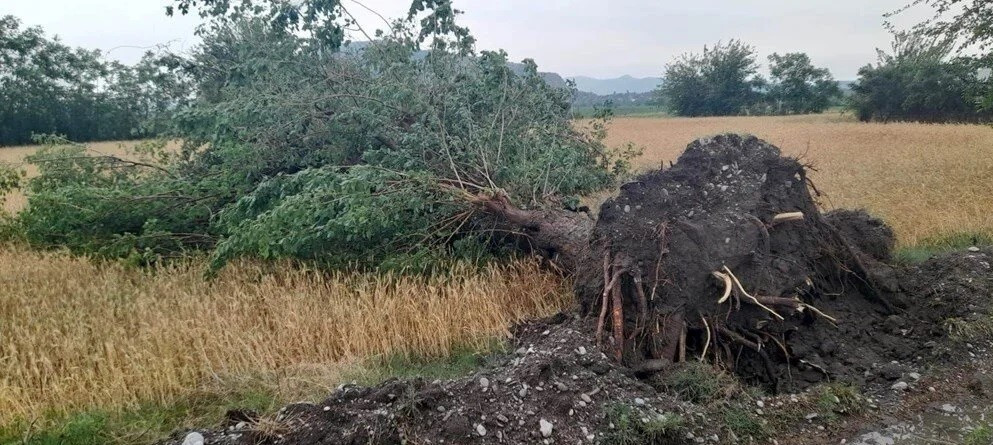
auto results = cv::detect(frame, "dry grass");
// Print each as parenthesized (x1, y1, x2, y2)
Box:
(605, 113, 993, 247)
(0, 246, 571, 425)
(0, 140, 176, 214)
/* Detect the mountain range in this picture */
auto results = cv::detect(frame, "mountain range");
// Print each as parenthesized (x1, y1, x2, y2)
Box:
(568, 75, 663, 95)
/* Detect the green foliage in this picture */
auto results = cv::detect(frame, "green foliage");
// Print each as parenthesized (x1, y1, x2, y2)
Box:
(15, 136, 216, 262)
(766, 53, 840, 114)
(963, 425, 993, 445)
(661, 362, 736, 404)
(656, 42, 842, 117)
(721, 406, 767, 441)
(0, 16, 190, 146)
(656, 40, 764, 117)
(14, 2, 630, 272)
(849, 32, 992, 123)
(813, 383, 865, 421)
(602, 404, 684, 445)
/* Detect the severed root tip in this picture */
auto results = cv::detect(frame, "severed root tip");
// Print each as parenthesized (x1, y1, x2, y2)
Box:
(770, 211, 804, 226)
(722, 266, 785, 321)
(798, 303, 839, 324)
(711, 271, 733, 304)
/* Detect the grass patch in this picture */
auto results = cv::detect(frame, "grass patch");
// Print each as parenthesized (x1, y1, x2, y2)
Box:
(893, 231, 992, 264)
(813, 383, 866, 421)
(0, 386, 281, 445)
(601, 403, 684, 445)
(661, 362, 738, 405)
(964, 425, 993, 445)
(348, 340, 506, 386)
(722, 406, 767, 441)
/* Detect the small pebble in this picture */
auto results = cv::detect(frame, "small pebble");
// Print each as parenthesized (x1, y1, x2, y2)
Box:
(476, 424, 487, 436)
(634, 398, 645, 405)
(891, 381, 909, 391)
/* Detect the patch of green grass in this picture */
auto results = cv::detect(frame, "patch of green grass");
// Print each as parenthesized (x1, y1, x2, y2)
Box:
(814, 383, 865, 421)
(722, 406, 767, 441)
(0, 387, 280, 445)
(662, 362, 737, 405)
(894, 232, 993, 264)
(351, 340, 505, 385)
(601, 403, 684, 445)
(963, 425, 993, 445)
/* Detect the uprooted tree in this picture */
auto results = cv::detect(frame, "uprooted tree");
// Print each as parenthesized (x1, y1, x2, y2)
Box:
(4, 1, 906, 390)
(476, 133, 905, 390)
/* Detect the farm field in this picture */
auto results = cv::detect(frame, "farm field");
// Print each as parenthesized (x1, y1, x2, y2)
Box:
(2, 114, 993, 441)
(604, 113, 993, 248)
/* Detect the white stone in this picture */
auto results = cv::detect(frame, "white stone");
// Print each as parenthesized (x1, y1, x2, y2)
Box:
(891, 381, 909, 391)
(476, 424, 487, 436)
(909, 372, 921, 380)
(634, 397, 646, 405)
(580, 393, 592, 403)
(479, 377, 490, 388)
(182, 432, 205, 445)
(540, 418, 554, 437)
(941, 404, 958, 413)
(577, 346, 587, 355)
(968, 246, 980, 252)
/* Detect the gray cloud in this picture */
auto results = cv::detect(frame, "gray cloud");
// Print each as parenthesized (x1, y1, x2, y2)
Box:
(6, 0, 931, 80)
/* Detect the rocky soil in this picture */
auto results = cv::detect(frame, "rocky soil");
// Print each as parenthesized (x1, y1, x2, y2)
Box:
(169, 247, 993, 445)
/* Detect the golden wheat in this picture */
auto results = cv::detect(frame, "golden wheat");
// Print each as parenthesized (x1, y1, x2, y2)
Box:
(0, 247, 571, 424)
(606, 113, 993, 247)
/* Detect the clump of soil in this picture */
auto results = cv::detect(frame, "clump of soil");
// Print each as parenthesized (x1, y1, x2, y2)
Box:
(578, 134, 905, 390)
(169, 135, 993, 445)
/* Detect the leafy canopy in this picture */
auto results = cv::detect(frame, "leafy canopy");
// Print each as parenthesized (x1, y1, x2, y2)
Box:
(0, 15, 190, 145)
(11, 1, 634, 272)
(848, 32, 991, 122)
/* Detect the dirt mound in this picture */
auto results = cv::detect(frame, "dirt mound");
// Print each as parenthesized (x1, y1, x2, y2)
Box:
(579, 134, 905, 390)
(177, 316, 694, 444)
(824, 209, 895, 262)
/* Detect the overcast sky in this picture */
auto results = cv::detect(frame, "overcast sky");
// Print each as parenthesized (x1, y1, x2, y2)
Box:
(5, 0, 931, 80)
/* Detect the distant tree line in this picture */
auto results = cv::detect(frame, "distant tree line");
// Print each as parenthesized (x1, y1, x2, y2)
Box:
(655, 31, 993, 123)
(0, 15, 190, 146)
(655, 40, 841, 117)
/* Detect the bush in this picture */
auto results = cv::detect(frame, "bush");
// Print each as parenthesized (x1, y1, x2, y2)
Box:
(849, 32, 992, 123)
(13, 2, 634, 271)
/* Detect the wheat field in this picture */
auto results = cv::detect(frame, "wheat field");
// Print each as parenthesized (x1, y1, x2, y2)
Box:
(0, 248, 570, 425)
(607, 113, 993, 247)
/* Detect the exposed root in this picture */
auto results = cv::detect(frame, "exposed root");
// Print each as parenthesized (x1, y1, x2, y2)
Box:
(722, 266, 785, 321)
(699, 315, 711, 362)
(745, 213, 771, 253)
(712, 271, 733, 304)
(798, 303, 839, 324)
(632, 270, 649, 336)
(678, 324, 687, 362)
(595, 250, 611, 347)
(770, 211, 805, 227)
(610, 261, 625, 362)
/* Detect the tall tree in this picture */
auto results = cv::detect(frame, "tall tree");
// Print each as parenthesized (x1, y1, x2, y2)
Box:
(656, 40, 763, 116)
(766, 53, 840, 114)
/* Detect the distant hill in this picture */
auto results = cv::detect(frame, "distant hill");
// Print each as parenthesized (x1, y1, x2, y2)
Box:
(568, 75, 662, 95)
